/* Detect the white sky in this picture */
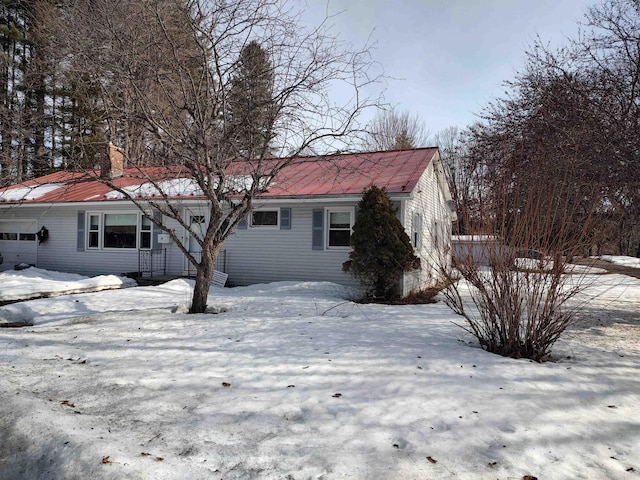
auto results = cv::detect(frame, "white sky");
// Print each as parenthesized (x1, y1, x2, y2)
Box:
(306, 0, 595, 135)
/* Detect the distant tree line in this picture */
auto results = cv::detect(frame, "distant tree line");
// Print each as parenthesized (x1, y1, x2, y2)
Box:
(1, 0, 56, 184)
(465, 0, 640, 257)
(365, 0, 640, 257)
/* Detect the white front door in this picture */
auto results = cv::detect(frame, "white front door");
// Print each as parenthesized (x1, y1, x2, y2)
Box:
(184, 209, 208, 276)
(0, 219, 38, 271)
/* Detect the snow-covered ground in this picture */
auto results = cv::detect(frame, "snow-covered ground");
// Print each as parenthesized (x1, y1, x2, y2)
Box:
(0, 269, 639, 479)
(600, 255, 640, 269)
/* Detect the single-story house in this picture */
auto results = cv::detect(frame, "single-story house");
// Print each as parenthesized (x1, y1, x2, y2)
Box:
(0, 147, 456, 295)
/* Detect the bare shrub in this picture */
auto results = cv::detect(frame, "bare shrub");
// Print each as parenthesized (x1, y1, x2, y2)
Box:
(440, 69, 603, 361)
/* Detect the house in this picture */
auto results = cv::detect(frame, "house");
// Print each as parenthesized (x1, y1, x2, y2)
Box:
(0, 148, 456, 296)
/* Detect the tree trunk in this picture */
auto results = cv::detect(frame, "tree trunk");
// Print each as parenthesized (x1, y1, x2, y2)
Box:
(32, 70, 48, 176)
(189, 242, 221, 314)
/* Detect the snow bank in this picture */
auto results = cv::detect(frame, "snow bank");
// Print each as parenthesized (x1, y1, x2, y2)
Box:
(601, 255, 640, 268)
(0, 267, 137, 303)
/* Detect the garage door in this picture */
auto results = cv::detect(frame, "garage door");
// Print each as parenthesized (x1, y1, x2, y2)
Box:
(0, 219, 38, 271)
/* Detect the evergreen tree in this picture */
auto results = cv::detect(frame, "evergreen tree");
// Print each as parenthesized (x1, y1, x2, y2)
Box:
(227, 40, 274, 158)
(343, 186, 420, 300)
(0, 0, 66, 183)
(1, 0, 29, 184)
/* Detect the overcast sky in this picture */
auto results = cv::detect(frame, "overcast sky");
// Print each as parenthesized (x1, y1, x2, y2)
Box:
(306, 0, 595, 137)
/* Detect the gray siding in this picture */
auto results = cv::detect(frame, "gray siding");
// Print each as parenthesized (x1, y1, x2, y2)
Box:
(1, 204, 164, 276)
(0, 202, 359, 291)
(1, 182, 451, 296)
(222, 204, 358, 288)
(68, 205, 146, 275)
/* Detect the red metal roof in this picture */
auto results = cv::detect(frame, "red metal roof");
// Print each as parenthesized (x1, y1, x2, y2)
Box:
(0, 148, 438, 204)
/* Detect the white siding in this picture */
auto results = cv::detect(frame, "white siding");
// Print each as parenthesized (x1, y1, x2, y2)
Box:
(1, 180, 451, 295)
(401, 152, 454, 295)
(53, 205, 140, 275)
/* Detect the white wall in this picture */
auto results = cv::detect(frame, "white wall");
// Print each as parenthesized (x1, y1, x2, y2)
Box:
(401, 153, 454, 295)
(1, 180, 452, 295)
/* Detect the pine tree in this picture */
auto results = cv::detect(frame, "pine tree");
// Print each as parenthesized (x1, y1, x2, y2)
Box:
(343, 186, 420, 300)
(227, 40, 274, 158)
(0, 0, 67, 183)
(1, 0, 29, 184)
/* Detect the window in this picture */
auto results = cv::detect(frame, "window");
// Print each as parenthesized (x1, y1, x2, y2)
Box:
(88, 214, 100, 249)
(104, 213, 137, 248)
(140, 216, 152, 249)
(327, 208, 353, 248)
(0, 222, 36, 241)
(86, 212, 152, 250)
(433, 220, 447, 248)
(251, 209, 278, 227)
(191, 215, 205, 225)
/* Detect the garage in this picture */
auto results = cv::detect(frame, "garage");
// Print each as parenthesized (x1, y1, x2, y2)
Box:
(0, 219, 38, 271)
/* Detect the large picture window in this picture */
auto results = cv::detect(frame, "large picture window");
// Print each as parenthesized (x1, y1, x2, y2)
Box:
(327, 208, 353, 248)
(104, 213, 137, 248)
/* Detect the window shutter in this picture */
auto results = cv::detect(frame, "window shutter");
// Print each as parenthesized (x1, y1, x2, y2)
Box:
(280, 208, 291, 230)
(312, 209, 324, 250)
(237, 217, 248, 230)
(152, 210, 162, 250)
(77, 211, 85, 251)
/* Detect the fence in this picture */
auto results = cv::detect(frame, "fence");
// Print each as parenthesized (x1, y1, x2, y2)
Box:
(138, 249, 167, 278)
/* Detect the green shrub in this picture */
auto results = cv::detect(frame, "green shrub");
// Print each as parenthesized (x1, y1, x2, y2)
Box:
(343, 186, 420, 299)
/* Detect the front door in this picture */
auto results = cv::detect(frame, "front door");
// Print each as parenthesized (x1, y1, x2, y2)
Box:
(184, 209, 207, 276)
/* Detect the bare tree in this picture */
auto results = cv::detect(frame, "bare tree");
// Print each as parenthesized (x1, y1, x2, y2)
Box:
(363, 107, 430, 151)
(54, 0, 378, 313)
(579, 0, 640, 256)
(433, 126, 482, 234)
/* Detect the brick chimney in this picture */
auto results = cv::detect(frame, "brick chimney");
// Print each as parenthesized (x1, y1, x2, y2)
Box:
(101, 142, 124, 179)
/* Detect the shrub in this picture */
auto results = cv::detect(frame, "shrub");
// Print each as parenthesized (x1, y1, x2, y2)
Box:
(343, 186, 420, 300)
